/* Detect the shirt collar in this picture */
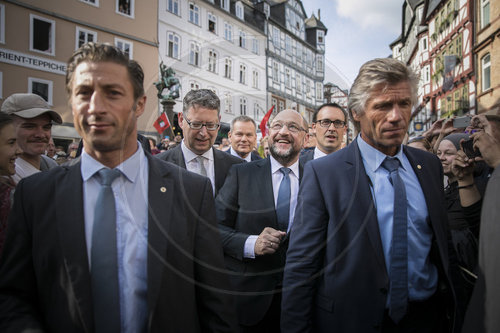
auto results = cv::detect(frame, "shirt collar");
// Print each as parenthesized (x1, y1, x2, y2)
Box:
(269, 154, 300, 178)
(356, 134, 406, 173)
(230, 147, 251, 162)
(181, 140, 214, 162)
(81, 142, 144, 183)
(314, 147, 327, 159)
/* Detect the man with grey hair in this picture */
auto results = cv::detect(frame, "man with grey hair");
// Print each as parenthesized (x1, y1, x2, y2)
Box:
(0, 93, 62, 183)
(282, 58, 459, 332)
(157, 89, 243, 195)
(227, 115, 262, 162)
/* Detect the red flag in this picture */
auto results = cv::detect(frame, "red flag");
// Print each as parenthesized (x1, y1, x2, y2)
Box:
(259, 105, 274, 137)
(153, 112, 171, 134)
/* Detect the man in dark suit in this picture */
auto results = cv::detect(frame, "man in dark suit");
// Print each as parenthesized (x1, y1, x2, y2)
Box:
(216, 109, 307, 332)
(301, 102, 348, 164)
(227, 115, 262, 162)
(282, 58, 459, 333)
(0, 43, 237, 333)
(156, 89, 243, 195)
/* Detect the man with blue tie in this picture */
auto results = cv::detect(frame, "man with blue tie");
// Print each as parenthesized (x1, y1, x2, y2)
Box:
(282, 58, 460, 333)
(0, 43, 237, 332)
(216, 109, 308, 332)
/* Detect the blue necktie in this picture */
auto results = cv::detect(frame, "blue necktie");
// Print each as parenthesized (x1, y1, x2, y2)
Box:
(382, 157, 408, 323)
(91, 168, 122, 333)
(276, 167, 291, 232)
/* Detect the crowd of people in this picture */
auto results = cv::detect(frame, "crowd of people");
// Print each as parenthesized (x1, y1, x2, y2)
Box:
(0, 42, 498, 333)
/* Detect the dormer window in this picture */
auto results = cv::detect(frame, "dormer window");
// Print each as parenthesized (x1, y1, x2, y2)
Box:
(263, 3, 270, 18)
(317, 30, 324, 44)
(236, 2, 244, 20)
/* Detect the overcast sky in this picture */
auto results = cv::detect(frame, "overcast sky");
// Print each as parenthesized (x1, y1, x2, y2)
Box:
(302, 0, 403, 89)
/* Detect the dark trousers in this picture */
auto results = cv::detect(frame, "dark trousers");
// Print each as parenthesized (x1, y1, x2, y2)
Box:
(382, 292, 446, 333)
(240, 292, 281, 333)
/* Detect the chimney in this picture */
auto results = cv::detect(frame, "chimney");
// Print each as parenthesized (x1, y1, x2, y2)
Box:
(318, 9, 320, 20)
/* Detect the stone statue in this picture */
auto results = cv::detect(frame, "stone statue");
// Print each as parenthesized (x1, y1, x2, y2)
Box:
(155, 62, 181, 101)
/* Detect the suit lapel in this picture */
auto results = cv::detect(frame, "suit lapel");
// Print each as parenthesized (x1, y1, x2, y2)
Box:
(146, 156, 175, 316)
(213, 149, 227, 194)
(345, 140, 387, 274)
(173, 145, 187, 168)
(55, 162, 93, 332)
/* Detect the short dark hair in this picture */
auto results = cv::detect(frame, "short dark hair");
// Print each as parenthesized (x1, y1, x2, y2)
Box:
(230, 115, 256, 131)
(0, 113, 13, 132)
(66, 42, 145, 100)
(313, 102, 348, 123)
(183, 89, 220, 117)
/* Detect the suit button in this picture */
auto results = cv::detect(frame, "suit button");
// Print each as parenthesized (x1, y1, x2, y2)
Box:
(379, 287, 388, 295)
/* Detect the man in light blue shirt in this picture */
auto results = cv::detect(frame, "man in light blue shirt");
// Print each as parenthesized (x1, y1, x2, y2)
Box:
(283, 58, 460, 333)
(0, 42, 237, 333)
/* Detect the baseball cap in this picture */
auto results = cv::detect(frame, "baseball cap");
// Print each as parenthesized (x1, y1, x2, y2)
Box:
(1, 93, 62, 124)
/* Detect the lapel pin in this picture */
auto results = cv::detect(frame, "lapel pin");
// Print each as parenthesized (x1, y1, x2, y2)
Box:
(417, 165, 422, 169)
(160, 187, 167, 193)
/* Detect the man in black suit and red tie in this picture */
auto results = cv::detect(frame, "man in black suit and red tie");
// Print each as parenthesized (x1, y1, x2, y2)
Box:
(282, 58, 461, 333)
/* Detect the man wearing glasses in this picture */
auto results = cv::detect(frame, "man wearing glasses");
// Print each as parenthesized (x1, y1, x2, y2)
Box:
(157, 89, 243, 195)
(216, 109, 308, 332)
(302, 102, 348, 163)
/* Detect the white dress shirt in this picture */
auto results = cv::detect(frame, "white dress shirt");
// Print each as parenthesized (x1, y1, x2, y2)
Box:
(181, 140, 216, 194)
(81, 143, 149, 333)
(313, 147, 328, 160)
(244, 155, 300, 258)
(230, 147, 252, 162)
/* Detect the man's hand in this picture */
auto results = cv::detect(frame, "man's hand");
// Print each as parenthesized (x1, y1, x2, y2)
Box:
(472, 129, 500, 169)
(254, 227, 286, 256)
(451, 150, 474, 182)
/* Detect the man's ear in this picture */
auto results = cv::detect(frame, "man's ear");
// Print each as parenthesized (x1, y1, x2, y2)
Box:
(134, 95, 147, 117)
(178, 112, 184, 123)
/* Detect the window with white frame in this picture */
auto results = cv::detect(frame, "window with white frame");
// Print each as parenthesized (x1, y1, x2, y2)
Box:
(285, 68, 291, 88)
(0, 72, 3, 99)
(285, 35, 292, 54)
(167, 0, 179, 15)
(80, 0, 98, 6)
(224, 22, 232, 42)
(254, 103, 259, 119)
(189, 80, 200, 90)
(30, 14, 55, 55)
(263, 3, 270, 18)
(117, 0, 134, 17)
(208, 50, 217, 73)
(189, 41, 200, 66)
(115, 38, 133, 58)
(239, 64, 247, 84)
(208, 12, 217, 33)
(296, 43, 302, 61)
(167, 32, 180, 59)
(189, 3, 200, 25)
(252, 70, 259, 89)
(272, 61, 279, 82)
(240, 97, 247, 115)
(481, 0, 490, 28)
(252, 38, 259, 55)
(224, 92, 233, 113)
(316, 82, 323, 100)
(221, 0, 229, 11)
(317, 30, 324, 44)
(236, 2, 244, 20)
(0, 4, 4, 44)
(482, 53, 491, 91)
(273, 27, 279, 47)
(423, 65, 430, 83)
(316, 55, 324, 72)
(305, 79, 311, 96)
(28, 77, 53, 105)
(421, 37, 428, 51)
(239, 30, 246, 48)
(76, 27, 97, 49)
(224, 57, 232, 79)
(296, 74, 301, 93)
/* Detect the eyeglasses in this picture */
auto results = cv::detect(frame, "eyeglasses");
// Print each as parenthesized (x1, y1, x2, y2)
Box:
(270, 122, 306, 133)
(316, 119, 346, 129)
(185, 117, 219, 131)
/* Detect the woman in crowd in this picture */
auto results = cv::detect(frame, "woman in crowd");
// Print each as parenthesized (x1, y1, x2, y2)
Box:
(0, 113, 21, 254)
(436, 132, 489, 302)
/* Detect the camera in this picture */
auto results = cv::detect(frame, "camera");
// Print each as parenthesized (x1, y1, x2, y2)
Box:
(461, 138, 481, 159)
(453, 116, 471, 129)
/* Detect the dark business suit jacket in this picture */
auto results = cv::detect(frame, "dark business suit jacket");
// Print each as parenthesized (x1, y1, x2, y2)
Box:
(0, 154, 237, 333)
(300, 149, 314, 164)
(215, 157, 304, 326)
(282, 138, 459, 332)
(156, 144, 244, 195)
(227, 148, 262, 161)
